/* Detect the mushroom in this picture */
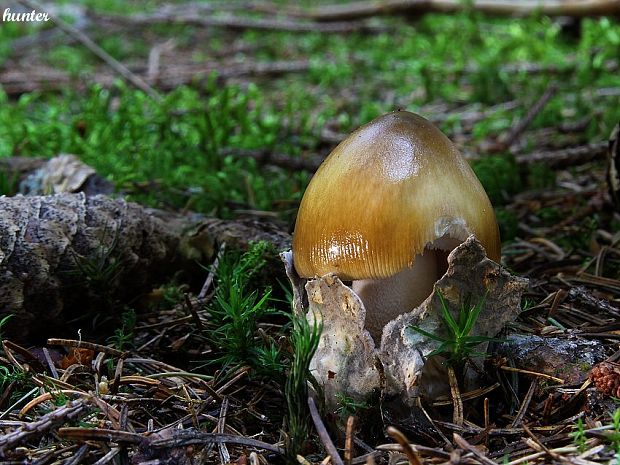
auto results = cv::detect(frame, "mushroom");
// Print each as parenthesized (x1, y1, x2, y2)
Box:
(292, 111, 500, 340)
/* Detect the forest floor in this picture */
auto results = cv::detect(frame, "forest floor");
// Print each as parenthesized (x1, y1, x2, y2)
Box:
(0, 1, 620, 464)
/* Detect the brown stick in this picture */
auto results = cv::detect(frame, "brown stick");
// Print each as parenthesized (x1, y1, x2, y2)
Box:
(510, 380, 537, 428)
(47, 339, 127, 358)
(453, 433, 499, 465)
(302, 0, 620, 22)
(308, 396, 345, 465)
(228, 137, 609, 174)
(498, 84, 558, 150)
(386, 427, 423, 465)
(447, 366, 464, 427)
(344, 416, 355, 465)
(515, 141, 608, 168)
(197, 243, 226, 301)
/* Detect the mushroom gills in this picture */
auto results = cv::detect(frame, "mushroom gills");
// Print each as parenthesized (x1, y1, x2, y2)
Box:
(352, 236, 462, 341)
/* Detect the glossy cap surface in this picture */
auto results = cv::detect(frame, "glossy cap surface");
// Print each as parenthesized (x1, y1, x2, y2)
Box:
(292, 111, 501, 280)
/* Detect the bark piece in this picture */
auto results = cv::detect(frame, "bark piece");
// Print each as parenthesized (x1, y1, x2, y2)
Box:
(496, 334, 607, 385)
(0, 193, 181, 340)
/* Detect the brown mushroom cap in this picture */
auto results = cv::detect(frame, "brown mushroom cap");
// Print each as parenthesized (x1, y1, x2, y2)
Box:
(292, 110, 500, 280)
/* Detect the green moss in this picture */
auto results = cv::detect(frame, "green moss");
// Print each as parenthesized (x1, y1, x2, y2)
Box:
(528, 163, 557, 190)
(472, 155, 522, 205)
(537, 207, 562, 225)
(495, 208, 519, 242)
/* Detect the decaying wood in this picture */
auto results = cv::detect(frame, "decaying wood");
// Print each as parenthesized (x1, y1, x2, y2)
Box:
(496, 334, 606, 385)
(606, 123, 620, 209)
(0, 193, 181, 340)
(0, 193, 290, 341)
(186, 216, 291, 256)
(300, 0, 620, 22)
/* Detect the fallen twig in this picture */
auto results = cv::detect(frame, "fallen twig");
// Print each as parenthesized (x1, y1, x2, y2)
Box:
(344, 416, 355, 465)
(47, 338, 127, 358)
(146, 39, 177, 85)
(514, 142, 608, 168)
(92, 8, 384, 33)
(63, 444, 89, 465)
(500, 366, 564, 384)
(607, 123, 620, 210)
(16, 0, 162, 101)
(149, 429, 285, 454)
(453, 433, 499, 465)
(447, 366, 464, 427)
(496, 84, 559, 151)
(217, 397, 231, 464)
(58, 426, 286, 454)
(308, 396, 345, 465)
(521, 423, 564, 463)
(386, 427, 423, 465)
(0, 60, 311, 95)
(510, 380, 538, 428)
(0, 400, 87, 457)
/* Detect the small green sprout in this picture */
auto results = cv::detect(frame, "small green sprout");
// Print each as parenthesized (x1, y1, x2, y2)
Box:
(0, 314, 13, 346)
(410, 291, 497, 366)
(570, 417, 588, 453)
(107, 308, 137, 351)
(335, 393, 370, 420)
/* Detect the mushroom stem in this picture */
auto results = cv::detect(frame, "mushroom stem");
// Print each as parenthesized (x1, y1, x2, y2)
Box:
(352, 248, 448, 342)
